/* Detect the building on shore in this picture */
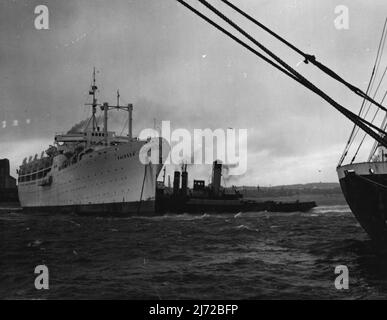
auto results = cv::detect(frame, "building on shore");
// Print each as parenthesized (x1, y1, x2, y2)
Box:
(0, 158, 18, 203)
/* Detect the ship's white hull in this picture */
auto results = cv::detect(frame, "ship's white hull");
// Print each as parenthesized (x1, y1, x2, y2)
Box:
(18, 141, 161, 214)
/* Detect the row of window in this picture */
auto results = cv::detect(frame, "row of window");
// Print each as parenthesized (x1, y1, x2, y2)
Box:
(19, 149, 136, 182)
(117, 152, 136, 160)
(91, 132, 105, 137)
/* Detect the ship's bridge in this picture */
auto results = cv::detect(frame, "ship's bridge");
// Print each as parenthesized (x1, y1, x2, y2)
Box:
(55, 130, 115, 144)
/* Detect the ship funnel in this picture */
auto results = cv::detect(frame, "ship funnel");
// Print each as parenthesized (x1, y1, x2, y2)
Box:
(181, 168, 188, 196)
(103, 102, 109, 146)
(173, 171, 180, 196)
(128, 104, 133, 140)
(212, 160, 222, 196)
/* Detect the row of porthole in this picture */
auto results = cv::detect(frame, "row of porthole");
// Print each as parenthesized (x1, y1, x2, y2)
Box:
(55, 180, 128, 194)
(57, 149, 122, 172)
(55, 184, 130, 194)
(56, 167, 128, 182)
(28, 166, 134, 188)
(57, 153, 129, 173)
(67, 171, 128, 182)
(57, 172, 128, 185)
(117, 152, 136, 160)
(59, 189, 131, 203)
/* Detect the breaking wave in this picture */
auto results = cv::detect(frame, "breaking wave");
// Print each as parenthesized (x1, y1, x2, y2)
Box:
(312, 205, 351, 215)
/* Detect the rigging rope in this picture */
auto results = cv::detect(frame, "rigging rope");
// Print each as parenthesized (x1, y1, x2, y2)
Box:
(137, 164, 148, 214)
(347, 31, 387, 163)
(219, 0, 387, 166)
(175, 0, 387, 149)
(337, 76, 374, 166)
(351, 89, 387, 163)
(219, 0, 387, 114)
(177, 1, 301, 82)
(116, 94, 130, 136)
(353, 67, 387, 133)
(369, 114, 387, 161)
(119, 117, 129, 137)
(347, 65, 387, 162)
(350, 55, 387, 147)
(338, 21, 387, 165)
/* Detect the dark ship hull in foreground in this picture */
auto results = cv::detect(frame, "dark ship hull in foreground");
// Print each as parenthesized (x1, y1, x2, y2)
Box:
(337, 162, 387, 243)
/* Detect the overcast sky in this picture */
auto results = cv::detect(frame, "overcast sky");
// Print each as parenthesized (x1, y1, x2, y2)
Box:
(1, 0, 387, 186)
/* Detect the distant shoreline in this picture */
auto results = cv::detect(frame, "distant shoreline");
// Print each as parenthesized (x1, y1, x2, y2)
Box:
(231, 182, 346, 207)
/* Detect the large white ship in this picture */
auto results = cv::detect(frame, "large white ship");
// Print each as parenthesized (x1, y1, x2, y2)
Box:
(17, 70, 163, 214)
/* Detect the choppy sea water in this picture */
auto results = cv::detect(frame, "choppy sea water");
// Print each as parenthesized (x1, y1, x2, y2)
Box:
(1, 205, 387, 300)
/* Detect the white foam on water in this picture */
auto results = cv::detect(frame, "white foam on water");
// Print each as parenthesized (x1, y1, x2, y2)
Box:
(28, 240, 43, 248)
(234, 224, 259, 233)
(312, 205, 351, 215)
(233, 211, 267, 218)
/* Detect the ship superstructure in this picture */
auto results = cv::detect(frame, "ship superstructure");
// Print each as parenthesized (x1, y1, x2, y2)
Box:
(17, 70, 163, 214)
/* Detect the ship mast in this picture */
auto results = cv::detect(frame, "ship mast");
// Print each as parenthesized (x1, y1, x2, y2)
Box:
(91, 68, 98, 132)
(85, 69, 134, 144)
(102, 89, 134, 145)
(85, 67, 99, 133)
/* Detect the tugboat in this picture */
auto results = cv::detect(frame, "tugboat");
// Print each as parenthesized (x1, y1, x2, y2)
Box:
(156, 161, 317, 214)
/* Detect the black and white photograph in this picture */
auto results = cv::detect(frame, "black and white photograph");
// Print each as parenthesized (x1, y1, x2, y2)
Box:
(1, 0, 387, 306)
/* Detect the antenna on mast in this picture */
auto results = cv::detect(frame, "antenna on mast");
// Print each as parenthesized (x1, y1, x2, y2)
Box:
(92, 68, 98, 132)
(117, 89, 120, 107)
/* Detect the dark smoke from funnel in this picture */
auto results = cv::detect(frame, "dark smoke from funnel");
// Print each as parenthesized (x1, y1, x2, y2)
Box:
(67, 119, 89, 133)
